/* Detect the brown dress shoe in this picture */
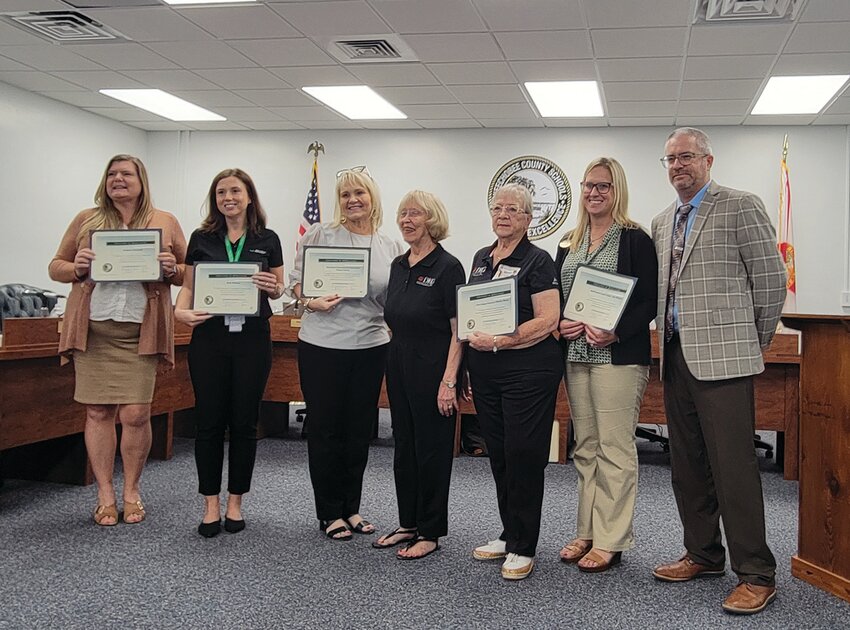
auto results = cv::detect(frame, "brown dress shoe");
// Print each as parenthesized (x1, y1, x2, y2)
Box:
(652, 556, 726, 582)
(722, 581, 776, 614)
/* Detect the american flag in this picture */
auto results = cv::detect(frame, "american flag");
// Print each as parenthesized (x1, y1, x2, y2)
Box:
(300, 159, 320, 237)
(778, 135, 796, 311)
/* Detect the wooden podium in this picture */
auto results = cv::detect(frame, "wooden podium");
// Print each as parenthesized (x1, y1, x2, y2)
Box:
(781, 314, 850, 604)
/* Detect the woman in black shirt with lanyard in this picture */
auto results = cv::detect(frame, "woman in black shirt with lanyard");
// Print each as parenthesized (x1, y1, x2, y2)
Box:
(175, 168, 284, 538)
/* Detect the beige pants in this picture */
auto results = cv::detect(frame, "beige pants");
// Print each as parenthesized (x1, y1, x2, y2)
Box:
(566, 362, 649, 551)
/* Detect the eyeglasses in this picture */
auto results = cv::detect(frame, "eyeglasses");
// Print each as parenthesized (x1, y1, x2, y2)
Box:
(336, 165, 372, 179)
(660, 153, 708, 168)
(398, 208, 425, 219)
(489, 204, 525, 216)
(581, 181, 612, 194)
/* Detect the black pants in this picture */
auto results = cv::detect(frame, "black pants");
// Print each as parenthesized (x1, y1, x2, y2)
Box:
(467, 337, 563, 557)
(189, 318, 272, 496)
(385, 337, 455, 538)
(298, 340, 388, 521)
(663, 334, 776, 586)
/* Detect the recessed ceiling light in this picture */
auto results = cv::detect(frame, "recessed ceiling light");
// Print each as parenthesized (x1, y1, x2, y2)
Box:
(162, 0, 255, 5)
(752, 75, 850, 115)
(524, 81, 604, 117)
(99, 89, 226, 122)
(302, 86, 406, 120)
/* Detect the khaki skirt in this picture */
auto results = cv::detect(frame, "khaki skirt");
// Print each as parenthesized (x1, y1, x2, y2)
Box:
(74, 319, 157, 405)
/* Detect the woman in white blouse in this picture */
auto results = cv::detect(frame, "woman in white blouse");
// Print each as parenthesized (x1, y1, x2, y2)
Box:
(289, 167, 403, 541)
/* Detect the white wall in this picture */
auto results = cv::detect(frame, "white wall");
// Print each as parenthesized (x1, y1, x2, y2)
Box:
(147, 126, 850, 314)
(0, 82, 147, 293)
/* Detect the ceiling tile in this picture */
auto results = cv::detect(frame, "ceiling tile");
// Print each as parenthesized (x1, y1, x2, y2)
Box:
(813, 114, 850, 124)
(0, 71, 83, 91)
(196, 68, 291, 90)
(675, 115, 745, 126)
(0, 54, 31, 71)
(177, 5, 300, 40)
(509, 60, 596, 81)
(418, 119, 481, 128)
(128, 121, 189, 131)
(680, 79, 762, 101)
(449, 84, 525, 104)
(172, 90, 256, 108)
(370, 0, 484, 33)
(287, 119, 361, 129)
(465, 103, 535, 118)
(584, 0, 691, 28)
(785, 22, 850, 54)
(37, 90, 118, 108)
(473, 0, 584, 31)
(608, 117, 674, 126)
(744, 114, 817, 125)
(60, 70, 144, 90)
(683, 55, 773, 80)
(210, 106, 282, 122)
(239, 89, 315, 107)
(542, 118, 607, 127)
(87, 7, 212, 42)
(398, 104, 470, 119)
(84, 107, 164, 122)
(0, 0, 68, 7)
(64, 43, 178, 71)
(602, 81, 680, 101)
(403, 33, 503, 63)
(0, 45, 104, 71)
(268, 65, 356, 87)
(188, 121, 250, 131)
(597, 57, 682, 81)
(269, 106, 347, 121)
(607, 101, 677, 117)
(495, 31, 592, 61)
(800, 0, 850, 22)
(229, 39, 334, 68)
(269, 1, 389, 36)
(0, 21, 47, 45)
(427, 61, 515, 85)
(824, 97, 850, 114)
(348, 63, 439, 87)
(374, 85, 457, 104)
(146, 41, 254, 70)
(241, 121, 305, 130)
(479, 118, 544, 128)
(772, 52, 850, 75)
(129, 70, 222, 91)
(591, 28, 687, 59)
(359, 120, 422, 129)
(677, 99, 751, 116)
(688, 23, 792, 56)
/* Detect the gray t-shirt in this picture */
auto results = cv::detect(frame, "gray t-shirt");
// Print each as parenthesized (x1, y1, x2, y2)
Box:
(288, 222, 403, 350)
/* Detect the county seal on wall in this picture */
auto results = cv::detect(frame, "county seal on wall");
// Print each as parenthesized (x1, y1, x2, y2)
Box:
(488, 155, 571, 241)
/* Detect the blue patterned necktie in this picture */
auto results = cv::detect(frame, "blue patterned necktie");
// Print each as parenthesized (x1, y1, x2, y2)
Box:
(664, 204, 693, 342)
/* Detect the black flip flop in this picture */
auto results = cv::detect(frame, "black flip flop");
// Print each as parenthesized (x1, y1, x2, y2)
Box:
(347, 518, 375, 534)
(372, 527, 418, 549)
(397, 536, 440, 560)
(320, 519, 352, 541)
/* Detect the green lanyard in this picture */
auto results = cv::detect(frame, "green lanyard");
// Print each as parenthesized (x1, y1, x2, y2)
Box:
(225, 233, 246, 262)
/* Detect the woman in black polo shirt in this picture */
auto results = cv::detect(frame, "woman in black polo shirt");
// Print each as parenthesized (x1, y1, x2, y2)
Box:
(375, 190, 465, 559)
(555, 157, 657, 573)
(174, 168, 284, 538)
(466, 183, 563, 581)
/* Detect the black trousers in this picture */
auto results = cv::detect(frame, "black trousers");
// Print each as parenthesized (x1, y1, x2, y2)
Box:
(298, 340, 388, 521)
(189, 318, 272, 496)
(467, 337, 563, 557)
(385, 337, 455, 538)
(663, 334, 776, 586)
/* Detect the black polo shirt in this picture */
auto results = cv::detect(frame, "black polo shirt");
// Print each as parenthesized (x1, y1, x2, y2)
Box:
(468, 236, 558, 327)
(186, 227, 283, 320)
(384, 244, 466, 341)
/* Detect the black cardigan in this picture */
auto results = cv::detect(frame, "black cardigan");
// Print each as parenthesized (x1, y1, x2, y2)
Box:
(555, 226, 658, 366)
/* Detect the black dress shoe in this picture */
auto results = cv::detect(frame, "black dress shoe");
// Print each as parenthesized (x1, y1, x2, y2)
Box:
(198, 519, 221, 538)
(224, 517, 246, 534)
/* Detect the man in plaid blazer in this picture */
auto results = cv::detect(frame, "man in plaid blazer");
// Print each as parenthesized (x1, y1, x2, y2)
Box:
(650, 128, 786, 615)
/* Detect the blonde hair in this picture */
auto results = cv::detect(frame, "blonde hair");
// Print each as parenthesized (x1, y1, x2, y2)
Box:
(333, 169, 382, 231)
(563, 157, 640, 251)
(77, 154, 154, 246)
(396, 190, 450, 242)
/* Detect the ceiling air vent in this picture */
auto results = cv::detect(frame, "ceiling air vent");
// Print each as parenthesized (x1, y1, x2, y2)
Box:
(2, 11, 128, 43)
(695, 0, 808, 22)
(327, 34, 418, 64)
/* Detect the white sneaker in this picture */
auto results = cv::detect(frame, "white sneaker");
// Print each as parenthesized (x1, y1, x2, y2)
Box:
(501, 553, 534, 580)
(472, 539, 507, 560)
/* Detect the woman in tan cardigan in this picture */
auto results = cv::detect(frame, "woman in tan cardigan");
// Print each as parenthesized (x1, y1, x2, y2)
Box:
(49, 154, 186, 526)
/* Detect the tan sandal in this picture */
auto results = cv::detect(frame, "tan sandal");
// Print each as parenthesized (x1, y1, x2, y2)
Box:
(123, 500, 146, 524)
(93, 504, 118, 527)
(559, 538, 592, 563)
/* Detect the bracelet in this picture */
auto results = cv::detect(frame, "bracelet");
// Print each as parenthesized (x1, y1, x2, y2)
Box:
(492, 336, 499, 353)
(442, 379, 456, 389)
(302, 297, 314, 313)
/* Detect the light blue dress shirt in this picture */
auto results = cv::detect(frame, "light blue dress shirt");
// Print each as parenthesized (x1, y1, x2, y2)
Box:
(671, 181, 711, 332)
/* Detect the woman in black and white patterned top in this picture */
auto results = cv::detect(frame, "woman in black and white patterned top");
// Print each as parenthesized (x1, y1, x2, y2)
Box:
(554, 157, 657, 573)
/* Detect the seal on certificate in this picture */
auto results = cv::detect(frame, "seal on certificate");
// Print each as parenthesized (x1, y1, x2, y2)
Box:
(102, 263, 113, 273)
(313, 279, 323, 289)
(466, 319, 475, 330)
(204, 295, 214, 305)
(488, 155, 572, 241)
(575, 302, 584, 312)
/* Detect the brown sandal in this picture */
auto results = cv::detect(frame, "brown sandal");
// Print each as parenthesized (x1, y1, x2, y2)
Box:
(559, 539, 592, 563)
(93, 504, 118, 527)
(578, 549, 622, 573)
(123, 500, 146, 524)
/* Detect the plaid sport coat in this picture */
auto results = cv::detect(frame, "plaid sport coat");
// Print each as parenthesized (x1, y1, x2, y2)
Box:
(651, 181, 787, 381)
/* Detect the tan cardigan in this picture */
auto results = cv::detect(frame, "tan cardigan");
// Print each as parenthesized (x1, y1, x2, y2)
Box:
(48, 208, 187, 371)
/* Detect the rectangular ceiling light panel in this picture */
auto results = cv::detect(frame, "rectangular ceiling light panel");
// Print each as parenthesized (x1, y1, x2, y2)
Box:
(100, 89, 226, 121)
(752, 75, 849, 114)
(525, 81, 604, 117)
(302, 85, 406, 120)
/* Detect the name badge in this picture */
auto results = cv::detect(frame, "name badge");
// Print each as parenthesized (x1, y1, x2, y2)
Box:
(494, 265, 520, 279)
(416, 276, 435, 287)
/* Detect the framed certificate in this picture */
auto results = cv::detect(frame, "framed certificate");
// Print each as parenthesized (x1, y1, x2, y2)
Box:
(90, 229, 162, 282)
(563, 265, 637, 331)
(300, 246, 370, 298)
(192, 262, 261, 316)
(456, 277, 518, 341)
